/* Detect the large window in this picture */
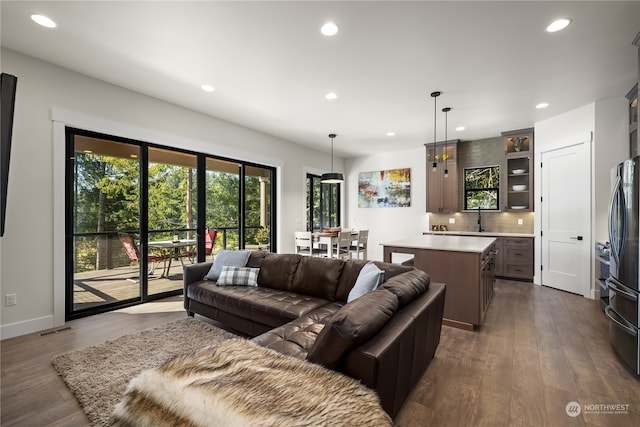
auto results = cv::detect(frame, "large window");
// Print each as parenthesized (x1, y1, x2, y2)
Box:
(66, 128, 276, 319)
(306, 174, 341, 231)
(464, 166, 500, 210)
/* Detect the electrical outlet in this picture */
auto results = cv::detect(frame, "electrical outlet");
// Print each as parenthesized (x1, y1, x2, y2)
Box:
(449, 218, 455, 224)
(5, 293, 16, 306)
(517, 218, 523, 225)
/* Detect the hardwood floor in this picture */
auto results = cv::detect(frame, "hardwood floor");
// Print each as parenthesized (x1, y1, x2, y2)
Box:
(2, 280, 639, 426)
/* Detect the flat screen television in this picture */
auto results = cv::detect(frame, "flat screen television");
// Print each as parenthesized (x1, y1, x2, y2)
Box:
(1, 73, 18, 237)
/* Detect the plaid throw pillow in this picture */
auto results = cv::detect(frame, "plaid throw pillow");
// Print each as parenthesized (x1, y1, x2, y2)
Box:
(216, 266, 260, 286)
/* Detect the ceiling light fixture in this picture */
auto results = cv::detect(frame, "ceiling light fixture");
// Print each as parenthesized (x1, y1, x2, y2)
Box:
(321, 22, 339, 36)
(456, 126, 465, 132)
(536, 102, 550, 109)
(31, 14, 57, 28)
(201, 84, 215, 92)
(325, 92, 337, 100)
(443, 107, 451, 178)
(546, 18, 571, 33)
(386, 132, 396, 137)
(320, 133, 344, 184)
(431, 91, 441, 172)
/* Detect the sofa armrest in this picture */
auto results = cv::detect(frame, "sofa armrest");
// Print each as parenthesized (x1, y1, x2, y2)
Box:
(342, 283, 445, 417)
(183, 262, 213, 310)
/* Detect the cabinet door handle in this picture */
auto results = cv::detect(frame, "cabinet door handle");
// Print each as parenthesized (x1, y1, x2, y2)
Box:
(569, 236, 583, 241)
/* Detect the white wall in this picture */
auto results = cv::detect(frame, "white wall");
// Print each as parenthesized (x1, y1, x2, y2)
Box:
(593, 98, 629, 243)
(533, 100, 628, 297)
(344, 147, 428, 262)
(0, 49, 341, 338)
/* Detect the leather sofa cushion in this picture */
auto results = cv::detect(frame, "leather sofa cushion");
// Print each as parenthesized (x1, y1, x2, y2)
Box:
(252, 302, 342, 360)
(334, 260, 413, 302)
(246, 250, 269, 268)
(291, 256, 345, 301)
(381, 268, 430, 309)
(187, 281, 329, 327)
(307, 288, 399, 369)
(257, 253, 301, 292)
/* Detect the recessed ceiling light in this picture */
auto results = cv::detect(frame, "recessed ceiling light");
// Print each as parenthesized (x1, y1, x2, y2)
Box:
(455, 126, 465, 132)
(546, 18, 571, 33)
(321, 22, 339, 36)
(325, 92, 337, 100)
(536, 102, 549, 109)
(31, 14, 57, 28)
(386, 132, 396, 137)
(201, 84, 215, 92)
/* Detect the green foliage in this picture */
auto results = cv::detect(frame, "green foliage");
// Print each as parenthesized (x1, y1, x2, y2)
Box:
(73, 151, 271, 272)
(464, 166, 500, 210)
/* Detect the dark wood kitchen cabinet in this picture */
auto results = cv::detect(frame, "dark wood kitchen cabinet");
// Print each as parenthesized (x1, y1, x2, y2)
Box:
(502, 129, 534, 212)
(502, 237, 534, 280)
(425, 140, 458, 213)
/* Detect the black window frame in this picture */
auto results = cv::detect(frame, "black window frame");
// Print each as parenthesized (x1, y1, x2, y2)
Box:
(463, 165, 500, 210)
(306, 173, 341, 231)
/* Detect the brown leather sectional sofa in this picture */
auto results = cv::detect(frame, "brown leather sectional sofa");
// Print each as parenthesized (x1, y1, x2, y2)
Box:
(183, 251, 446, 418)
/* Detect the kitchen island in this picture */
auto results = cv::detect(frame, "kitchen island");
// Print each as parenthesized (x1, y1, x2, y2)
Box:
(382, 235, 497, 330)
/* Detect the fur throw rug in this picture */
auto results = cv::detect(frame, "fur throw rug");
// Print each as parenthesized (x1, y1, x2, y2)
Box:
(110, 338, 392, 426)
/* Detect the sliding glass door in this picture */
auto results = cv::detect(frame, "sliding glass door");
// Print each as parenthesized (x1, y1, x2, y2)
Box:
(204, 159, 275, 253)
(147, 148, 197, 295)
(66, 128, 277, 320)
(68, 133, 142, 314)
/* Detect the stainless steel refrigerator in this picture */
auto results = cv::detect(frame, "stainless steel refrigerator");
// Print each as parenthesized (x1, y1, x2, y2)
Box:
(607, 157, 640, 376)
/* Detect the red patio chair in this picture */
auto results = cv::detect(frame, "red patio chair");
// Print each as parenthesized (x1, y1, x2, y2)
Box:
(119, 232, 167, 275)
(180, 228, 217, 262)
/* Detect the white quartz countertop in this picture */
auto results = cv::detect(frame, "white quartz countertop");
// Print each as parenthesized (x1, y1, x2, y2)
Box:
(382, 235, 497, 253)
(423, 231, 535, 238)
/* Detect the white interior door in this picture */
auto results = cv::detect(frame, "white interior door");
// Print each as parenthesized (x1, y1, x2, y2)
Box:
(540, 142, 590, 296)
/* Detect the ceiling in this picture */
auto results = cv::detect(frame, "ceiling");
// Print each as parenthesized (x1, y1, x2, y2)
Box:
(1, 1, 639, 158)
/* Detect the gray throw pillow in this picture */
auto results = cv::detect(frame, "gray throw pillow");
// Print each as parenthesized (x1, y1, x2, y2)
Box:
(204, 250, 251, 282)
(347, 262, 384, 302)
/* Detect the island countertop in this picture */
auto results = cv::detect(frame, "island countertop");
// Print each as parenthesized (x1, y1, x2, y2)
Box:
(381, 234, 496, 254)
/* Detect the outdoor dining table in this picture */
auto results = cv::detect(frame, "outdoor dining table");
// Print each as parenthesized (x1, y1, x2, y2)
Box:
(147, 239, 196, 277)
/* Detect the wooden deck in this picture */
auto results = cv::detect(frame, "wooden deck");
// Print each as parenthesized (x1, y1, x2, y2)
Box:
(72, 261, 189, 311)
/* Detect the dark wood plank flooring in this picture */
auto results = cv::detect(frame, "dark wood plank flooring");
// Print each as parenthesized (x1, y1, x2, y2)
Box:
(2, 280, 640, 426)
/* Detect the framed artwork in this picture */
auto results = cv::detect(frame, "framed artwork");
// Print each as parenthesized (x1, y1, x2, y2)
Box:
(358, 168, 411, 208)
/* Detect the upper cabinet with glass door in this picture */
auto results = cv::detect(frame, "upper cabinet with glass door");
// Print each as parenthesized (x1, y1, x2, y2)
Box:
(502, 128, 534, 212)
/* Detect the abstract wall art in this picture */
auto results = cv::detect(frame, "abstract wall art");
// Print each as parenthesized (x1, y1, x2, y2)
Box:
(358, 168, 411, 208)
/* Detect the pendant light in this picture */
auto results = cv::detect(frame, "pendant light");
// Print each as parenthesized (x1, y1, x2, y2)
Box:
(442, 107, 451, 178)
(321, 133, 344, 184)
(430, 91, 441, 173)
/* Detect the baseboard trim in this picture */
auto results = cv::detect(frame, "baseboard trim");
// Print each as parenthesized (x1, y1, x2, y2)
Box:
(0, 315, 55, 340)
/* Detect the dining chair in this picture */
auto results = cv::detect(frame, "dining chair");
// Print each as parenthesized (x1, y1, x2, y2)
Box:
(349, 229, 369, 260)
(118, 232, 167, 275)
(334, 230, 352, 259)
(294, 231, 322, 257)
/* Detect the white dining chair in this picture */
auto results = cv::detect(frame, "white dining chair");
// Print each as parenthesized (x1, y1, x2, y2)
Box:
(294, 231, 321, 256)
(334, 231, 352, 259)
(350, 229, 369, 260)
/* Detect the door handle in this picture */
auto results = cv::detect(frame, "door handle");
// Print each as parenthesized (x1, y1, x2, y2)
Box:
(569, 236, 583, 241)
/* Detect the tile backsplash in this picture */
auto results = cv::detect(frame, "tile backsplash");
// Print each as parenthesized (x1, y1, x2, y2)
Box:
(428, 211, 534, 234)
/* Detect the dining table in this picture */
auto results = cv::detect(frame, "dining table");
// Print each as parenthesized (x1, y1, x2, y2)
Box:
(312, 231, 358, 258)
(147, 239, 197, 277)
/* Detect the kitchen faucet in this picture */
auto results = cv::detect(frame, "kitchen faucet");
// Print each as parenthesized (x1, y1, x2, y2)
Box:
(477, 207, 484, 232)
